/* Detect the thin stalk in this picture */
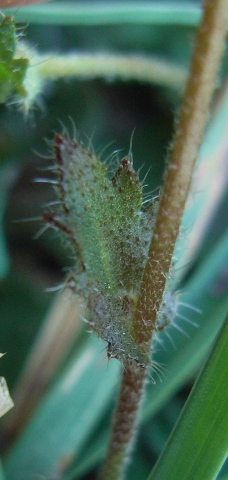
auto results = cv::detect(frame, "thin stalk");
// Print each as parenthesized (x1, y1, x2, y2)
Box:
(97, 362, 147, 480)
(98, 0, 228, 479)
(3, 3, 201, 27)
(35, 53, 187, 91)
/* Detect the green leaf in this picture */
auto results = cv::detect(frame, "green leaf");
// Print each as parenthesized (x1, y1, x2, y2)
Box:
(43, 135, 156, 367)
(147, 314, 228, 480)
(0, 63, 13, 103)
(0, 14, 16, 63)
(0, 15, 28, 104)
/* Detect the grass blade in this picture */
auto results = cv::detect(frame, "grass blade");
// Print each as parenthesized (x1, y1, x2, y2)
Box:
(147, 313, 228, 480)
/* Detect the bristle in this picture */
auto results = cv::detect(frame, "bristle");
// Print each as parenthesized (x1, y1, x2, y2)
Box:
(14, 216, 43, 223)
(125, 130, 134, 163)
(172, 321, 189, 338)
(44, 200, 62, 207)
(34, 178, 58, 185)
(141, 166, 152, 186)
(45, 284, 66, 293)
(178, 301, 201, 314)
(176, 313, 199, 328)
(164, 329, 176, 349)
(33, 224, 51, 240)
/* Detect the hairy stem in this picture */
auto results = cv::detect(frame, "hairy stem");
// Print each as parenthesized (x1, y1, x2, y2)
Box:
(133, 0, 228, 347)
(35, 53, 187, 90)
(97, 362, 146, 480)
(98, 0, 227, 478)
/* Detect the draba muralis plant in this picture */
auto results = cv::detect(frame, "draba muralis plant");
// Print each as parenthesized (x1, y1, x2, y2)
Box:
(1, 0, 227, 480)
(36, 1, 228, 479)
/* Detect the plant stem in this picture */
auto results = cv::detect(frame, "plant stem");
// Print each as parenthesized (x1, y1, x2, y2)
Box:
(35, 53, 187, 90)
(98, 0, 228, 479)
(97, 361, 146, 480)
(133, 0, 228, 348)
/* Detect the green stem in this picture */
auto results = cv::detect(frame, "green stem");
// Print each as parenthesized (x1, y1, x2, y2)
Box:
(98, 0, 228, 479)
(35, 53, 187, 90)
(3, 2, 201, 26)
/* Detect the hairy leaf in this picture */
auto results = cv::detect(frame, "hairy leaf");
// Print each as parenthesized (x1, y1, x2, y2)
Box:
(43, 134, 157, 367)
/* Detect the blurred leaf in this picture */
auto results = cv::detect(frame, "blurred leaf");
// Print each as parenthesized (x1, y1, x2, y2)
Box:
(0, 271, 51, 388)
(4, 335, 120, 480)
(0, 164, 19, 279)
(3, 3, 201, 27)
(147, 314, 228, 480)
(177, 83, 228, 271)
(0, 376, 13, 419)
(218, 459, 228, 479)
(0, 15, 28, 104)
(6, 290, 85, 436)
(0, 460, 6, 480)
